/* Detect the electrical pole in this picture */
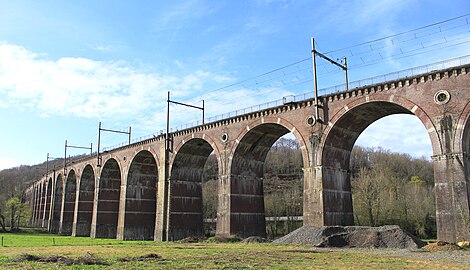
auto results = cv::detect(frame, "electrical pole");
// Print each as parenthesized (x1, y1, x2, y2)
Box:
(311, 37, 349, 122)
(96, 122, 131, 167)
(64, 140, 92, 174)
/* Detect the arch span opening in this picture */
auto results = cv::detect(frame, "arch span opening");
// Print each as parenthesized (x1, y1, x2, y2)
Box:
(264, 135, 303, 239)
(75, 165, 95, 236)
(123, 151, 157, 240)
(321, 101, 436, 238)
(44, 178, 52, 227)
(169, 138, 216, 240)
(96, 159, 121, 238)
(50, 174, 63, 234)
(228, 123, 305, 238)
(38, 183, 46, 227)
(60, 170, 76, 235)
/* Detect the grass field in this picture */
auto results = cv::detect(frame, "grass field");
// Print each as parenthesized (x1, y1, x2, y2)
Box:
(0, 229, 468, 269)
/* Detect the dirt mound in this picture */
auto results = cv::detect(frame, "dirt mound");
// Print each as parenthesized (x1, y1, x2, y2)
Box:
(242, 236, 270, 243)
(273, 225, 425, 249)
(423, 241, 462, 251)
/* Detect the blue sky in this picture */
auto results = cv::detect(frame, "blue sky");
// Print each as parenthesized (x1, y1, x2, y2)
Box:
(0, 0, 469, 170)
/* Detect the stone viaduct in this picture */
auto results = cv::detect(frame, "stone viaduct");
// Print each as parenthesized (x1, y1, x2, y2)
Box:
(25, 60, 470, 243)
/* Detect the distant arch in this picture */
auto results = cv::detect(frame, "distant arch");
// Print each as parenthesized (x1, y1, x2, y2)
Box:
(95, 158, 121, 238)
(168, 136, 218, 240)
(75, 165, 95, 236)
(226, 119, 307, 237)
(60, 170, 77, 235)
(44, 178, 53, 227)
(50, 174, 64, 233)
(123, 150, 158, 240)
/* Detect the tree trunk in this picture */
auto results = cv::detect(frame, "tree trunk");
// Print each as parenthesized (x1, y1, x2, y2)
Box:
(0, 215, 6, 231)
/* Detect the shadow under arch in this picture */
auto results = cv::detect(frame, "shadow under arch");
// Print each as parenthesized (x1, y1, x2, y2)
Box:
(96, 158, 121, 238)
(225, 120, 308, 238)
(318, 99, 435, 226)
(50, 174, 64, 234)
(458, 101, 470, 184)
(60, 170, 76, 235)
(37, 182, 46, 226)
(458, 103, 470, 230)
(123, 150, 158, 240)
(43, 178, 53, 227)
(168, 135, 220, 240)
(75, 164, 95, 236)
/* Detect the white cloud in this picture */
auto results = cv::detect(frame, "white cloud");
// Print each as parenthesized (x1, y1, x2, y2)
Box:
(0, 43, 228, 121)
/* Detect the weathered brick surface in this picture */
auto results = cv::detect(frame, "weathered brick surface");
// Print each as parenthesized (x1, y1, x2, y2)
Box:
(26, 64, 470, 242)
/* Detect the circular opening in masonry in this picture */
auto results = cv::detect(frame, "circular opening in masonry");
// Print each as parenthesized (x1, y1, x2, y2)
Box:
(221, 133, 228, 142)
(306, 116, 316, 126)
(434, 90, 451, 105)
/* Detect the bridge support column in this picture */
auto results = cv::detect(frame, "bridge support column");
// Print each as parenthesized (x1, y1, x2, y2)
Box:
(303, 167, 323, 226)
(155, 145, 168, 241)
(303, 165, 354, 227)
(216, 173, 266, 238)
(90, 168, 100, 238)
(71, 178, 80, 236)
(116, 175, 127, 240)
(434, 153, 470, 242)
(215, 173, 230, 236)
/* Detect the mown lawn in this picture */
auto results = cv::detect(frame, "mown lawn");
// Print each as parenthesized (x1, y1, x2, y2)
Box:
(0, 230, 467, 269)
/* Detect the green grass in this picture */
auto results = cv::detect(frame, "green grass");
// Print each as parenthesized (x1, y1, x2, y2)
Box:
(0, 229, 146, 247)
(0, 231, 468, 269)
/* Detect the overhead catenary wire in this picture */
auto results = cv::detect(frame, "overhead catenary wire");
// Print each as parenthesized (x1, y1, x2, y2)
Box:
(70, 13, 470, 152)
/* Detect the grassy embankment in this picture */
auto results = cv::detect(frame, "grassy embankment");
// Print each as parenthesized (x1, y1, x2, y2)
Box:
(0, 229, 467, 269)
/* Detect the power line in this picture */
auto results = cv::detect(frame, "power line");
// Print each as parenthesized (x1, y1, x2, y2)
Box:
(89, 14, 470, 149)
(324, 13, 470, 54)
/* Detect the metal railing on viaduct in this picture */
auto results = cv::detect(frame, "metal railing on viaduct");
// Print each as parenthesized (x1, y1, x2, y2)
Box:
(25, 55, 470, 243)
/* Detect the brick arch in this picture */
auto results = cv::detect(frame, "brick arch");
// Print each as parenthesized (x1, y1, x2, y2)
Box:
(75, 164, 95, 237)
(317, 96, 438, 226)
(230, 117, 310, 170)
(457, 101, 470, 218)
(60, 169, 77, 235)
(50, 173, 64, 233)
(44, 177, 53, 226)
(100, 155, 125, 174)
(171, 133, 222, 174)
(34, 182, 43, 226)
(96, 158, 121, 238)
(37, 182, 45, 224)
(455, 100, 470, 154)
(320, 96, 439, 167)
(121, 149, 158, 240)
(224, 117, 308, 238)
(167, 135, 221, 240)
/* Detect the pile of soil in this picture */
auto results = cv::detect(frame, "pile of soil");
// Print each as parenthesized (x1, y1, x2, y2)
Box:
(423, 242, 462, 251)
(273, 225, 425, 249)
(242, 236, 270, 243)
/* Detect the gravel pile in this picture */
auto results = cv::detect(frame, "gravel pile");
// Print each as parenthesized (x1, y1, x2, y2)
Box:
(273, 225, 425, 249)
(242, 236, 270, 243)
